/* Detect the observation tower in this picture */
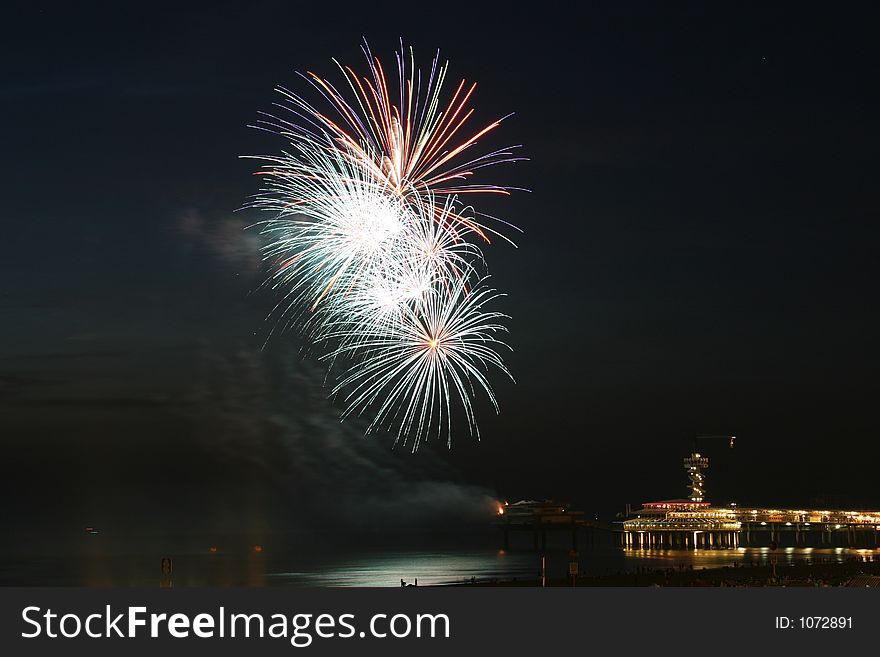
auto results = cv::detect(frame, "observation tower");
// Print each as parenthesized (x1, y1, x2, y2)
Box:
(683, 453, 709, 503)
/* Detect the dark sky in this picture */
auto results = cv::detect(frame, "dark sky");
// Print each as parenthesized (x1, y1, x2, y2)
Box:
(2, 2, 880, 539)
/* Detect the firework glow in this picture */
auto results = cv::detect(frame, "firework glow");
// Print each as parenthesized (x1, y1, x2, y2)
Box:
(245, 41, 523, 449)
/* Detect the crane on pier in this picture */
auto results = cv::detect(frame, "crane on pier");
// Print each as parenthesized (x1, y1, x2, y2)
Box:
(684, 435, 736, 503)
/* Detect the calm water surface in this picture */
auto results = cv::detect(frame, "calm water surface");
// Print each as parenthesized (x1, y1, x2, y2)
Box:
(3, 532, 877, 586)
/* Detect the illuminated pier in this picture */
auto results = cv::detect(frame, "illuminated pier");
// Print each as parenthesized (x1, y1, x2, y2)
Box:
(619, 449, 880, 549)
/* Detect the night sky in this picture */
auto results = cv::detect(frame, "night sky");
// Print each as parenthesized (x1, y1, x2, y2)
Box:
(3, 2, 880, 542)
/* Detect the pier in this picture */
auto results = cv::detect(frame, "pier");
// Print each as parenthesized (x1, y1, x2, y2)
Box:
(619, 502, 880, 549)
(617, 447, 880, 550)
(495, 500, 605, 551)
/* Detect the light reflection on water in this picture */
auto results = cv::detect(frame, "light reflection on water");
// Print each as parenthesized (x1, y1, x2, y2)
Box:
(618, 546, 877, 570)
(268, 550, 536, 587)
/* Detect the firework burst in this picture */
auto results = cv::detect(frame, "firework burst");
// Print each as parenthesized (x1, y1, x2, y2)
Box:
(252, 40, 525, 244)
(324, 269, 511, 450)
(245, 41, 522, 449)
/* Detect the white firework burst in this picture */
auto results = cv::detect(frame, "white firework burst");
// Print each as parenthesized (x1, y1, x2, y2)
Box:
(323, 268, 512, 450)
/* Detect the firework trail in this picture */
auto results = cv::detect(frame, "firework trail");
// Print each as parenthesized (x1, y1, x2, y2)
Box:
(246, 41, 522, 449)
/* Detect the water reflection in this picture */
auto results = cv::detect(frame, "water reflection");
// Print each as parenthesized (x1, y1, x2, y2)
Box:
(2, 545, 877, 587)
(619, 546, 877, 570)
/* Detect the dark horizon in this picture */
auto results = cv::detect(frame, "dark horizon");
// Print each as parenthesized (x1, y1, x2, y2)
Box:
(3, 2, 880, 542)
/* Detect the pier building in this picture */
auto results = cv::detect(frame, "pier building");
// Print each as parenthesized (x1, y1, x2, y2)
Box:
(620, 450, 880, 549)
